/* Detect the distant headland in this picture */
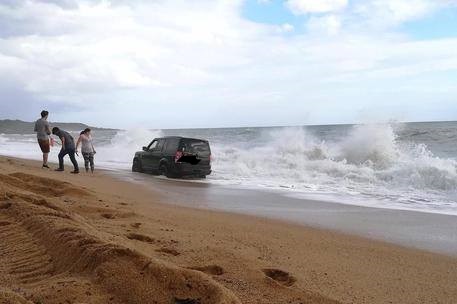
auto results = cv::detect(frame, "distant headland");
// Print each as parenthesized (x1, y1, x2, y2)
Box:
(0, 119, 116, 134)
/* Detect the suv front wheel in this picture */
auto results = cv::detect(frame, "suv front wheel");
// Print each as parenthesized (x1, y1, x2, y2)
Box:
(132, 158, 143, 173)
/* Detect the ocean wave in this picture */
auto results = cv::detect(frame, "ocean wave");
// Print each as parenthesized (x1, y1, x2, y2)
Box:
(210, 124, 457, 205)
(95, 128, 163, 167)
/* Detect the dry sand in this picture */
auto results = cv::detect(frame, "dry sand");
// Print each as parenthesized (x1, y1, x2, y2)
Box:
(0, 156, 456, 304)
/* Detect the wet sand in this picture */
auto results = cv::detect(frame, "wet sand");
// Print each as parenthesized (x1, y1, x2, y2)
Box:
(1, 156, 456, 304)
(120, 173, 457, 256)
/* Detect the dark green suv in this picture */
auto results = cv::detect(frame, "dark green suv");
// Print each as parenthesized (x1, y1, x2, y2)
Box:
(132, 136, 212, 178)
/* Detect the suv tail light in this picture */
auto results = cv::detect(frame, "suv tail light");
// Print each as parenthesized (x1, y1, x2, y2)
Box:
(175, 151, 183, 163)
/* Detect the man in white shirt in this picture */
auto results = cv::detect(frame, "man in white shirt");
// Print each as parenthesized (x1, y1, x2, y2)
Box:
(34, 110, 51, 168)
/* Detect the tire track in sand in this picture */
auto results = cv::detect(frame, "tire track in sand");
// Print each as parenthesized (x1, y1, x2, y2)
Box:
(0, 214, 54, 284)
(0, 173, 240, 304)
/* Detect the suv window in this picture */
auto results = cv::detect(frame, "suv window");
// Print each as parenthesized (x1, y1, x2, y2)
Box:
(164, 138, 179, 154)
(147, 139, 165, 151)
(180, 139, 211, 156)
(148, 140, 158, 150)
(156, 139, 165, 151)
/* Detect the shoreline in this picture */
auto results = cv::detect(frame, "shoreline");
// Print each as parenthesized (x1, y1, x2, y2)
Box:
(3, 154, 457, 256)
(1, 137, 456, 218)
(2, 154, 457, 256)
(111, 169, 457, 257)
(1, 156, 457, 303)
(3, 151, 457, 217)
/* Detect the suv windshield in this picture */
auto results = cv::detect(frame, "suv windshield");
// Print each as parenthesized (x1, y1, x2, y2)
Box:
(180, 139, 210, 157)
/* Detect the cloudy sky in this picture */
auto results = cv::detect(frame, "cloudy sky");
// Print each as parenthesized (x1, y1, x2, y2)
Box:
(0, 0, 456, 128)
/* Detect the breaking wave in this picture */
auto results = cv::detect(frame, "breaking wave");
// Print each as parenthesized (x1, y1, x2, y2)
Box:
(96, 128, 163, 168)
(209, 124, 457, 213)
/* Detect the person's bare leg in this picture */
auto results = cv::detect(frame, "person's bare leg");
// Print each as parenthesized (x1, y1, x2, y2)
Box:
(43, 153, 49, 167)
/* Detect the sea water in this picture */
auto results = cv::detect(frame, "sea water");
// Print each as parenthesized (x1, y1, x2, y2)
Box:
(1, 122, 456, 215)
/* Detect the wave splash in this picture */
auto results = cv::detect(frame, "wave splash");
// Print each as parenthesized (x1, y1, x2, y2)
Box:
(96, 128, 163, 168)
(210, 124, 457, 211)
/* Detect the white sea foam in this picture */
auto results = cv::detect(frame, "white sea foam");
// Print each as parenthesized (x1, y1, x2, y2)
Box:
(209, 124, 457, 214)
(96, 128, 163, 168)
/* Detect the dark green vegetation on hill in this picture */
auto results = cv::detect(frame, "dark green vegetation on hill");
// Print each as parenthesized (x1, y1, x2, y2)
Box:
(0, 119, 115, 134)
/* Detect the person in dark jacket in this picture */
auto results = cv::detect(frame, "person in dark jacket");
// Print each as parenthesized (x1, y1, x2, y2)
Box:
(52, 127, 79, 174)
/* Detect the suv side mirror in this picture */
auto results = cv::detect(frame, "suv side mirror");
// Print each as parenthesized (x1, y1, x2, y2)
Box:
(142, 146, 148, 151)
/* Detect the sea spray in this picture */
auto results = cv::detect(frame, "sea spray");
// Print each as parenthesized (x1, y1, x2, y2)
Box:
(338, 124, 399, 168)
(209, 124, 457, 213)
(96, 128, 163, 167)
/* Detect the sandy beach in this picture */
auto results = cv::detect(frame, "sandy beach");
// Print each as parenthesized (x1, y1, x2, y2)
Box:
(119, 172, 457, 256)
(1, 156, 456, 304)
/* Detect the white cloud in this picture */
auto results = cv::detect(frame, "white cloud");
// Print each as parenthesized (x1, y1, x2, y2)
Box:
(307, 15, 342, 35)
(0, 0, 251, 95)
(353, 0, 445, 28)
(286, 0, 348, 14)
(0, 0, 456, 128)
(278, 23, 295, 33)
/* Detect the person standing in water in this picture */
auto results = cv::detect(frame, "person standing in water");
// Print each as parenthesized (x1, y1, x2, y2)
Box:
(34, 110, 51, 168)
(76, 128, 96, 173)
(52, 127, 79, 174)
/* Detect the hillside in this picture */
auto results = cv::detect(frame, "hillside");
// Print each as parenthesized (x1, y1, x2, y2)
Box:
(0, 119, 113, 134)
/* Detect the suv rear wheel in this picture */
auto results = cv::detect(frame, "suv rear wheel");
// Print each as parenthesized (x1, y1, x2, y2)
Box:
(159, 163, 173, 178)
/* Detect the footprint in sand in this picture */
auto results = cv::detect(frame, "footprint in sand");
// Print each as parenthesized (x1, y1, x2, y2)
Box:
(100, 213, 115, 219)
(262, 268, 296, 287)
(0, 202, 12, 209)
(189, 265, 225, 276)
(155, 247, 180, 256)
(126, 233, 155, 244)
(130, 222, 142, 229)
(174, 298, 200, 304)
(32, 198, 62, 212)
